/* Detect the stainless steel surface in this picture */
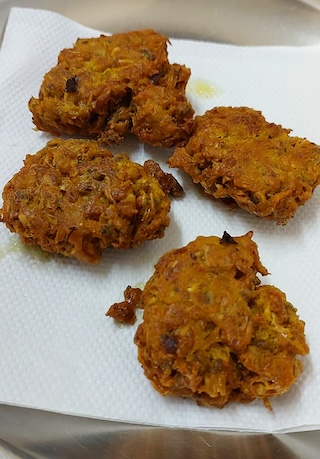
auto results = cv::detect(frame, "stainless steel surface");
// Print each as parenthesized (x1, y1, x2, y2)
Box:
(0, 404, 319, 459)
(1, 0, 320, 45)
(1, 1, 320, 458)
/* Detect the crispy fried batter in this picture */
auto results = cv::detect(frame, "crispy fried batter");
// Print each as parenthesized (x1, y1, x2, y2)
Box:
(134, 232, 309, 408)
(29, 30, 194, 148)
(143, 160, 184, 198)
(168, 106, 320, 224)
(107, 286, 142, 325)
(129, 64, 194, 147)
(0, 138, 173, 264)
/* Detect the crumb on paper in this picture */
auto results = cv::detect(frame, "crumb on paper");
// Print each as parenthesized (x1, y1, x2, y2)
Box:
(106, 286, 142, 325)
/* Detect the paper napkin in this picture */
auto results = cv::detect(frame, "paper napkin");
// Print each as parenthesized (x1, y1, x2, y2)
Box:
(1, 7, 320, 432)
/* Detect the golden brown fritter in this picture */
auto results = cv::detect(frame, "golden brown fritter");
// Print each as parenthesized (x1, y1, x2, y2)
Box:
(28, 30, 194, 148)
(0, 138, 176, 264)
(168, 106, 320, 224)
(134, 231, 309, 409)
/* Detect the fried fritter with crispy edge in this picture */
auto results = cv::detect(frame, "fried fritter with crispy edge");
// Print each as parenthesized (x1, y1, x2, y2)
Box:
(134, 231, 309, 409)
(29, 30, 194, 148)
(168, 106, 320, 224)
(0, 138, 178, 264)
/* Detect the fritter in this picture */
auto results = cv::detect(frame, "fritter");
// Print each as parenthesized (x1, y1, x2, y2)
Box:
(134, 231, 309, 409)
(29, 30, 194, 148)
(168, 106, 320, 224)
(0, 138, 178, 264)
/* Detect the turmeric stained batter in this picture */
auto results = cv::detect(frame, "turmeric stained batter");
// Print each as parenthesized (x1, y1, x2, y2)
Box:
(168, 106, 320, 224)
(29, 30, 194, 148)
(134, 232, 309, 409)
(0, 138, 178, 264)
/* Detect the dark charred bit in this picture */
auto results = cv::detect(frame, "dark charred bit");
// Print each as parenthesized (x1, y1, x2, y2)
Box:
(160, 334, 178, 354)
(149, 72, 164, 84)
(234, 269, 245, 280)
(143, 160, 184, 198)
(249, 192, 260, 205)
(65, 76, 78, 92)
(220, 231, 238, 245)
(106, 285, 142, 325)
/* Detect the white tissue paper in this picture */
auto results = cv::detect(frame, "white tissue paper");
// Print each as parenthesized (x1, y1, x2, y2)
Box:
(1, 7, 320, 433)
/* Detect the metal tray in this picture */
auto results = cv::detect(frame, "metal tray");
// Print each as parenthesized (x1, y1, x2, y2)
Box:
(1, 1, 320, 457)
